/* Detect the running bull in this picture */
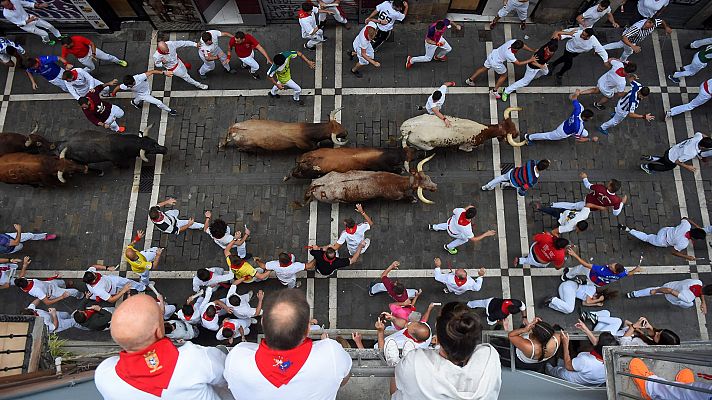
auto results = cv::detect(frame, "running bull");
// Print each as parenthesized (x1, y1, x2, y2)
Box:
(0, 151, 88, 186)
(298, 154, 436, 205)
(286, 147, 416, 180)
(0, 124, 55, 156)
(220, 109, 348, 152)
(401, 107, 526, 151)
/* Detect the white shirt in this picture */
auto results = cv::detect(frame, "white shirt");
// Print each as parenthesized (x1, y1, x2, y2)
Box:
(580, 5, 611, 28)
(425, 85, 447, 114)
(378, 323, 432, 349)
(0, 262, 17, 285)
(557, 207, 591, 234)
(664, 279, 702, 307)
(299, 8, 319, 37)
(165, 320, 198, 341)
(637, 0, 669, 18)
(435, 268, 483, 295)
(488, 39, 518, 65)
(224, 339, 352, 400)
(659, 219, 691, 252)
(120, 73, 150, 95)
(568, 352, 606, 385)
(575, 283, 597, 300)
(66, 68, 99, 99)
(353, 21, 377, 53)
(201, 302, 222, 331)
(26, 279, 59, 301)
(176, 308, 201, 326)
(3, 0, 34, 27)
(598, 60, 627, 93)
(668, 132, 704, 163)
(216, 318, 251, 340)
(86, 267, 126, 301)
(223, 286, 256, 319)
(374, 1, 405, 32)
(198, 30, 223, 58)
(208, 225, 234, 249)
(446, 208, 475, 240)
(337, 222, 370, 255)
(27, 303, 56, 331)
(265, 260, 306, 285)
(192, 267, 232, 293)
(153, 41, 197, 70)
(95, 342, 228, 400)
(562, 29, 608, 61)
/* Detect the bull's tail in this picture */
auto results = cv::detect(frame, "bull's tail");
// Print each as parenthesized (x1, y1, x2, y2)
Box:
(291, 187, 315, 209)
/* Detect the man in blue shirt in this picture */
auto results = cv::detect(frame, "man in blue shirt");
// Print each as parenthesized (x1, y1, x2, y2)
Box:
(23, 55, 70, 92)
(562, 247, 640, 287)
(598, 81, 653, 135)
(525, 89, 596, 143)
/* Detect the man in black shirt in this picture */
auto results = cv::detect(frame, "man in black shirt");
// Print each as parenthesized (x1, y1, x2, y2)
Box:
(466, 297, 528, 327)
(500, 39, 558, 101)
(306, 240, 366, 276)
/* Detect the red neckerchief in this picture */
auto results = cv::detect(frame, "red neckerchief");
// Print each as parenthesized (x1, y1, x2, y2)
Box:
(590, 350, 604, 362)
(43, 274, 60, 281)
(298, 9, 311, 19)
(230, 259, 245, 271)
(208, 271, 214, 281)
(84, 309, 97, 319)
(322, 253, 336, 265)
(403, 327, 426, 343)
(70, 69, 78, 80)
(21, 279, 35, 292)
(685, 231, 692, 239)
(690, 285, 703, 297)
(279, 261, 293, 267)
(157, 47, 169, 55)
(183, 311, 193, 321)
(90, 273, 102, 286)
(152, 213, 164, 223)
(114, 338, 179, 397)
(345, 226, 358, 234)
(454, 275, 467, 287)
(457, 213, 470, 226)
(255, 338, 313, 387)
(223, 320, 236, 331)
(615, 68, 626, 77)
(500, 300, 514, 315)
(203, 306, 215, 321)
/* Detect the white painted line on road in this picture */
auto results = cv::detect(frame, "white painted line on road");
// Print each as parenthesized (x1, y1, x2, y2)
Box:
(0, 64, 16, 130)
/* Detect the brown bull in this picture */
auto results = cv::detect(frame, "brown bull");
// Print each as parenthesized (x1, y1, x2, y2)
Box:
(220, 108, 348, 152)
(286, 147, 416, 180)
(297, 155, 436, 206)
(0, 150, 88, 186)
(0, 124, 55, 156)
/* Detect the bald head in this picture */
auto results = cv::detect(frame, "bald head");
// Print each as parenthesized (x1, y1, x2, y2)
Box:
(455, 269, 467, 279)
(157, 41, 169, 53)
(111, 294, 164, 352)
(408, 321, 431, 342)
(262, 289, 310, 350)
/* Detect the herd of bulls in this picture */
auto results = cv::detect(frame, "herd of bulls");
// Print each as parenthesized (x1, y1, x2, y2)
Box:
(0, 107, 524, 205)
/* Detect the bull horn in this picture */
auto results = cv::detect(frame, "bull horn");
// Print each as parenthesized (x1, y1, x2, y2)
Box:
(506, 133, 527, 147)
(331, 133, 348, 146)
(24, 138, 32, 147)
(30, 122, 39, 135)
(59, 148, 67, 159)
(416, 153, 435, 172)
(417, 187, 434, 204)
(139, 149, 149, 162)
(139, 123, 154, 138)
(503, 107, 522, 119)
(57, 171, 66, 183)
(329, 108, 343, 121)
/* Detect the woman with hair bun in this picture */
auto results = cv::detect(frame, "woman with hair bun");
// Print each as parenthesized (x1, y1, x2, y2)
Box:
(505, 317, 561, 371)
(390, 302, 501, 400)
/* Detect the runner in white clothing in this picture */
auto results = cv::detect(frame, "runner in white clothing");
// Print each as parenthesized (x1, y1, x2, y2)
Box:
(82, 265, 146, 303)
(318, 0, 348, 26)
(23, 300, 82, 333)
(192, 267, 233, 293)
(203, 211, 250, 257)
(0, 257, 20, 289)
(576, 0, 619, 28)
(627, 279, 711, 314)
(95, 294, 229, 400)
(198, 287, 229, 331)
(545, 280, 603, 314)
(198, 30, 234, 78)
(1, 0, 60, 44)
(365, 0, 408, 50)
(224, 286, 264, 320)
(112, 70, 176, 115)
(13, 256, 83, 304)
(433, 257, 485, 295)
(430, 206, 496, 255)
(417, 82, 456, 126)
(257, 253, 306, 288)
(490, 0, 530, 30)
(666, 78, 712, 118)
(348, 21, 380, 78)
(619, 218, 707, 261)
(148, 197, 204, 235)
(299, 2, 328, 50)
(465, 39, 535, 98)
(153, 40, 208, 90)
(329, 204, 373, 255)
(62, 68, 109, 100)
(216, 317, 253, 344)
(580, 59, 637, 110)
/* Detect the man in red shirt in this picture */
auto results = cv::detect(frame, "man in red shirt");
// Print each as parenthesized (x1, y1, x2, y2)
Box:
(368, 261, 418, 301)
(552, 172, 627, 216)
(227, 31, 271, 80)
(78, 82, 125, 132)
(515, 232, 568, 268)
(61, 35, 126, 72)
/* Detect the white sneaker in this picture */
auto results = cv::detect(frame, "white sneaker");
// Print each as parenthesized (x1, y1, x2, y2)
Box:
(401, 340, 417, 359)
(481, 185, 493, 191)
(383, 338, 401, 367)
(199, 84, 208, 90)
(250, 318, 258, 325)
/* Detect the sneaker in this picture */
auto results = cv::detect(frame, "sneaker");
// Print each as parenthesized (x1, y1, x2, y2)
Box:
(573, 276, 587, 285)
(443, 244, 457, 255)
(626, 291, 636, 299)
(443, 287, 450, 293)
(351, 69, 363, 78)
(250, 318, 258, 325)
(617, 223, 631, 232)
(384, 338, 401, 367)
(241, 63, 250, 69)
(427, 224, 434, 230)
(401, 340, 416, 359)
(667, 74, 681, 84)
(268, 92, 280, 99)
(198, 84, 208, 90)
(675, 368, 694, 384)
(131, 100, 142, 110)
(368, 281, 377, 296)
(629, 358, 653, 400)
(490, 89, 501, 99)
(199, 74, 208, 81)
(405, 56, 413, 69)
(640, 155, 654, 161)
(597, 126, 609, 136)
(168, 109, 178, 116)
(542, 296, 554, 307)
(117, 126, 126, 133)
(434, 55, 447, 62)
(44, 234, 57, 240)
(416, 105, 424, 111)
(500, 90, 509, 102)
(593, 102, 605, 110)
(251, 72, 260, 80)
(117, 60, 128, 67)
(303, 43, 316, 50)
(560, 267, 570, 282)
(665, 111, 672, 119)
(293, 98, 305, 106)
(524, 133, 533, 145)
(465, 78, 475, 87)
(481, 185, 493, 191)
(46, 39, 56, 46)
(640, 163, 651, 174)
(295, 281, 302, 288)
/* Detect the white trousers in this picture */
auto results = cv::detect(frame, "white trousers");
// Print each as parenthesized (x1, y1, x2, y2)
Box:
(48, 279, 83, 300)
(497, 1, 529, 20)
(411, 39, 452, 63)
(4, 232, 46, 253)
(466, 298, 497, 325)
(199, 47, 230, 76)
(628, 228, 670, 248)
(646, 375, 712, 400)
(78, 48, 120, 71)
(591, 310, 622, 334)
(432, 222, 469, 250)
(483, 170, 513, 190)
(691, 37, 712, 49)
(551, 200, 585, 210)
(630, 284, 694, 308)
(601, 110, 628, 130)
(603, 40, 635, 62)
(505, 65, 547, 94)
(673, 54, 707, 79)
(239, 51, 260, 73)
(549, 280, 578, 314)
(370, 283, 418, 298)
(304, 30, 325, 48)
(137, 247, 158, 286)
(171, 62, 203, 88)
(53, 311, 82, 333)
(134, 92, 171, 112)
(518, 243, 550, 268)
(105, 106, 125, 132)
(48, 75, 69, 92)
(565, 264, 589, 279)
(318, 5, 347, 23)
(528, 123, 570, 141)
(20, 19, 60, 42)
(271, 79, 302, 100)
(669, 87, 711, 117)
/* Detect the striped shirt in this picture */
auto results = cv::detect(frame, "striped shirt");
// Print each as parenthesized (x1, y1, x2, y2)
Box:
(623, 19, 661, 44)
(615, 81, 641, 114)
(509, 160, 539, 196)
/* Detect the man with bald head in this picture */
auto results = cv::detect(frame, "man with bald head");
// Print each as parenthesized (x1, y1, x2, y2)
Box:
(95, 294, 229, 399)
(224, 289, 352, 399)
(432, 257, 486, 295)
(153, 39, 208, 90)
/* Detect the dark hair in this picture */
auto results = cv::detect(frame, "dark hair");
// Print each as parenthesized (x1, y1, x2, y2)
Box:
(582, 109, 594, 119)
(181, 304, 194, 316)
(639, 328, 680, 346)
(700, 137, 712, 149)
(583, 28, 595, 37)
(273, 53, 286, 66)
(611, 263, 625, 274)
(164, 321, 174, 334)
(60, 36, 73, 46)
(228, 295, 240, 306)
(690, 228, 706, 240)
(553, 237, 569, 249)
(344, 218, 356, 228)
(546, 41, 559, 52)
(511, 40, 524, 50)
(123, 74, 136, 87)
(235, 31, 245, 39)
(600, 0, 610, 7)
(392, 0, 405, 10)
(576, 220, 589, 231)
(201, 31, 212, 43)
(14, 277, 28, 288)
(77, 97, 90, 106)
(596, 287, 619, 300)
(73, 311, 87, 324)
(507, 304, 521, 315)
(608, 179, 622, 192)
(21, 309, 36, 316)
(222, 328, 234, 338)
(229, 254, 244, 266)
(640, 86, 651, 96)
(197, 268, 211, 282)
(62, 70, 74, 80)
(464, 208, 477, 219)
(205, 305, 217, 318)
(209, 219, 228, 239)
(432, 90, 443, 101)
(82, 272, 95, 285)
(148, 206, 160, 220)
(530, 321, 555, 360)
(435, 20, 445, 30)
(262, 289, 311, 350)
(25, 57, 40, 69)
(623, 62, 637, 73)
(703, 284, 712, 296)
(301, 1, 313, 12)
(594, 331, 618, 354)
(436, 302, 481, 366)
(325, 247, 337, 259)
(278, 252, 292, 264)
(392, 281, 405, 295)
(536, 159, 550, 171)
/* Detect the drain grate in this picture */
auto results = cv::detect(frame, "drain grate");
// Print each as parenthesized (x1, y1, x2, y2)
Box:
(478, 30, 492, 43)
(501, 163, 515, 174)
(138, 166, 154, 193)
(133, 30, 146, 42)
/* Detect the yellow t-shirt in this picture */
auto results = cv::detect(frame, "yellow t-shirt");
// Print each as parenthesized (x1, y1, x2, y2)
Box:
(225, 255, 257, 282)
(125, 245, 152, 274)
